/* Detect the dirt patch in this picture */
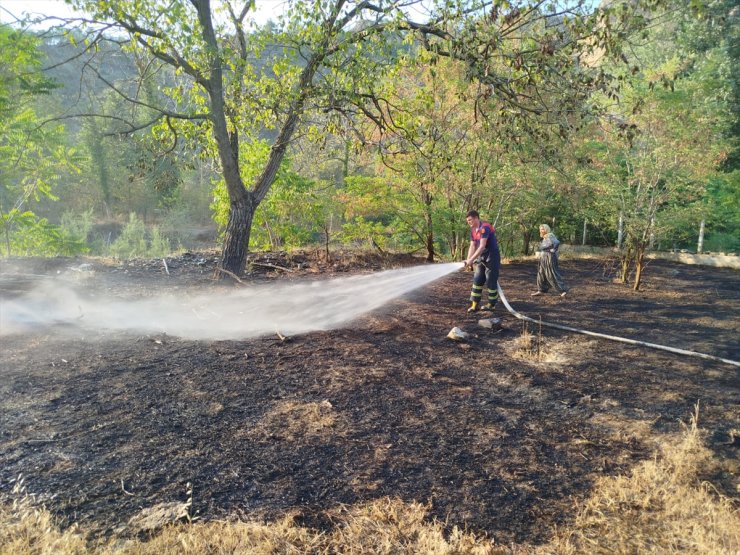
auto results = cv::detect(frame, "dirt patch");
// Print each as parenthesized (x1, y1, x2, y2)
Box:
(0, 253, 737, 546)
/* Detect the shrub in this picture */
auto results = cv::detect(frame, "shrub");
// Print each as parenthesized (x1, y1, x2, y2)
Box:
(108, 214, 171, 259)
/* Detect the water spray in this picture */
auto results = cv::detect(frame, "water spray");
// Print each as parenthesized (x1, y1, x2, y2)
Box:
(4, 262, 735, 368)
(0, 262, 464, 340)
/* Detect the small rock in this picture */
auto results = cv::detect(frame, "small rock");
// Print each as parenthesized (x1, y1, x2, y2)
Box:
(447, 327, 469, 341)
(478, 318, 501, 329)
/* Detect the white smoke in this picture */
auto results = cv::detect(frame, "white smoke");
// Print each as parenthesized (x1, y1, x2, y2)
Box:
(0, 263, 463, 340)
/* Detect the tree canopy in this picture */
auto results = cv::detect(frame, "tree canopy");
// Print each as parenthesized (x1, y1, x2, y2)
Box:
(0, 0, 735, 287)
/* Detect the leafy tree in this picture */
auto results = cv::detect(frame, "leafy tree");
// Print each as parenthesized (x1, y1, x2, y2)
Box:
(337, 176, 406, 253)
(0, 25, 82, 256)
(57, 0, 662, 275)
(579, 0, 735, 289)
(364, 57, 478, 261)
(80, 117, 114, 217)
(65, 0, 414, 274)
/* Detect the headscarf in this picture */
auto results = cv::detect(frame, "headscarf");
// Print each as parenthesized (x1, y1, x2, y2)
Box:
(539, 223, 558, 244)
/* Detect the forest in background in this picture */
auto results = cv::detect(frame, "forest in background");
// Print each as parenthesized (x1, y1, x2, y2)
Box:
(1, 0, 737, 289)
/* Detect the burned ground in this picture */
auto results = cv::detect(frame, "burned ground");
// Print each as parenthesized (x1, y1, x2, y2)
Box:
(0, 252, 738, 547)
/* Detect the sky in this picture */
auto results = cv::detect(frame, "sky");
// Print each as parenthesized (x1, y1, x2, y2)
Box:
(1, 0, 86, 23)
(0, 0, 290, 27)
(0, 1, 598, 28)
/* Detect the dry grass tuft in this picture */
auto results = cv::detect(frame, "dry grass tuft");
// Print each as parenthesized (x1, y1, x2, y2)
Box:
(322, 498, 495, 554)
(507, 323, 547, 362)
(0, 497, 494, 555)
(506, 324, 581, 366)
(113, 498, 495, 554)
(0, 477, 87, 555)
(540, 405, 739, 554)
(109, 499, 495, 554)
(103, 514, 324, 555)
(249, 399, 338, 441)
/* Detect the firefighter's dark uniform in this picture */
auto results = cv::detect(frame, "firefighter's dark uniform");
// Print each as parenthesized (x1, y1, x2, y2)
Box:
(469, 221, 500, 312)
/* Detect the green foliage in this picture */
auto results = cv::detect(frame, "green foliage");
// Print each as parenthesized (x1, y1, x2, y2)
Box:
(0, 209, 87, 256)
(210, 140, 269, 232)
(210, 139, 331, 250)
(0, 0, 734, 267)
(58, 209, 94, 254)
(0, 26, 83, 256)
(337, 176, 406, 250)
(340, 216, 391, 251)
(109, 213, 171, 259)
(569, 0, 737, 286)
(125, 136, 185, 211)
(158, 203, 213, 250)
(60, 209, 94, 242)
(702, 232, 739, 254)
(259, 175, 333, 250)
(0, 27, 58, 113)
(147, 227, 172, 258)
(109, 213, 148, 259)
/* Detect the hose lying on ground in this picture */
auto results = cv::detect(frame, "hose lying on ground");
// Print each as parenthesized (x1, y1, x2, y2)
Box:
(496, 284, 740, 368)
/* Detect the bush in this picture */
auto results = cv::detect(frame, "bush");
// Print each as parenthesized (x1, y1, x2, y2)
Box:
(109, 213, 171, 259)
(58, 209, 94, 254)
(147, 226, 171, 258)
(702, 232, 739, 254)
(0, 210, 88, 257)
(109, 213, 148, 259)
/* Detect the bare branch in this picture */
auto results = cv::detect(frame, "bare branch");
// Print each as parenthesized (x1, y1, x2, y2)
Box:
(83, 62, 208, 123)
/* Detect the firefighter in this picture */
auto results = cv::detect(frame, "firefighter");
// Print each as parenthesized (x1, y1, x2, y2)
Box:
(463, 210, 500, 313)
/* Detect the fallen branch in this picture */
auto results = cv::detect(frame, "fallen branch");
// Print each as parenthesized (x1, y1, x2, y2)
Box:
(121, 479, 134, 496)
(27, 437, 61, 443)
(162, 258, 170, 276)
(251, 262, 293, 272)
(214, 266, 246, 284)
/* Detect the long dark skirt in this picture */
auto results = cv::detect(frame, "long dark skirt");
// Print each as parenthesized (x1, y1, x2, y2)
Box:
(537, 252, 568, 293)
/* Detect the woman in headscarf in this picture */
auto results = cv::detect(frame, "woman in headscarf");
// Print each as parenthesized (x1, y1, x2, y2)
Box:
(532, 224, 569, 297)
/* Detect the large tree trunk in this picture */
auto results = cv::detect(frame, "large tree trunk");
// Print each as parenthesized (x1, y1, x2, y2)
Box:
(195, 0, 269, 278)
(219, 191, 255, 276)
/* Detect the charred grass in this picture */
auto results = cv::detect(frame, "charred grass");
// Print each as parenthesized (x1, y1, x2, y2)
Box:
(2, 411, 737, 554)
(1, 255, 738, 553)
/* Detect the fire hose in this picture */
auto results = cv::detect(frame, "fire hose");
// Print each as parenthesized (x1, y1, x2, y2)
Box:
(495, 283, 740, 368)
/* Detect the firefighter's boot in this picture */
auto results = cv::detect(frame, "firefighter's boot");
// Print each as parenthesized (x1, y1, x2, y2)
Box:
(481, 288, 499, 311)
(467, 301, 480, 313)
